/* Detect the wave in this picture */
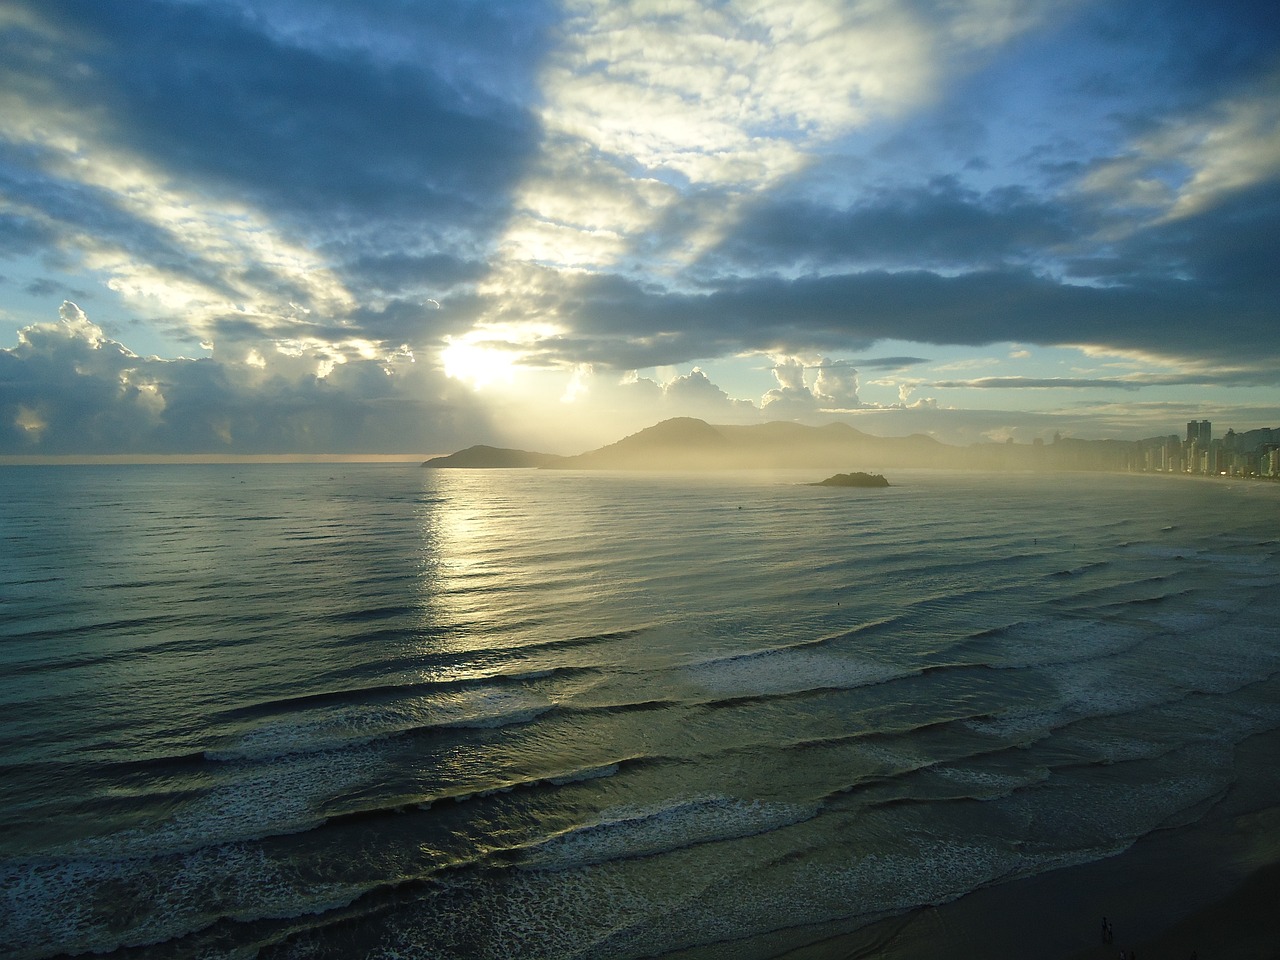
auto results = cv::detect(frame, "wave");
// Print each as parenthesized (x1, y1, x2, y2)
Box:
(0, 575, 65, 587)
(327, 604, 420, 624)
(1050, 559, 1112, 577)
(313, 625, 646, 681)
(0, 843, 370, 960)
(321, 757, 643, 832)
(206, 686, 564, 763)
(214, 662, 592, 725)
(0, 755, 658, 959)
(957, 615, 1150, 669)
(512, 793, 822, 872)
(681, 634, 907, 700)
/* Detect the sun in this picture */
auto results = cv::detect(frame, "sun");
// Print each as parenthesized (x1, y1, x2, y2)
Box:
(441, 335, 519, 390)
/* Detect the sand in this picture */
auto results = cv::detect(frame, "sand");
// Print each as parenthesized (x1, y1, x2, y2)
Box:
(771, 729, 1280, 960)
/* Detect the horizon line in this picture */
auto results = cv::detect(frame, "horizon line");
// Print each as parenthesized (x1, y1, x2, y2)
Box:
(0, 453, 439, 466)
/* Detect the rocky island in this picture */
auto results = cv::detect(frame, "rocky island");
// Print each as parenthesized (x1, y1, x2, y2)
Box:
(809, 472, 890, 488)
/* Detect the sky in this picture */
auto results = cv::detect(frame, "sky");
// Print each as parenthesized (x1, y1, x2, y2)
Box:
(1, 0, 1278, 457)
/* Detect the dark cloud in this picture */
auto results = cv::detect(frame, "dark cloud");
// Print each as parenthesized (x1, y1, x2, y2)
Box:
(1116, 180, 1280, 292)
(938, 370, 1280, 390)
(935, 377, 1143, 391)
(0, 210, 58, 258)
(337, 253, 489, 296)
(707, 179, 1074, 273)
(26, 0, 545, 224)
(1082, 0, 1280, 105)
(554, 266, 1267, 369)
(22, 278, 63, 298)
(1, 0, 550, 329)
(848, 356, 931, 369)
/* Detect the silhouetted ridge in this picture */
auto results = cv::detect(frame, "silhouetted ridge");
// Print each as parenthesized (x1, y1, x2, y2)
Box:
(423, 416, 1242, 472)
(810, 472, 890, 488)
(422, 445, 568, 468)
(424, 419, 957, 471)
(558, 417, 730, 469)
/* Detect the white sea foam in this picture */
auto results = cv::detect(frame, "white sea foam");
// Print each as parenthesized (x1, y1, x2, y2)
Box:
(685, 647, 902, 698)
(932, 762, 1050, 796)
(205, 706, 414, 762)
(66, 744, 385, 859)
(207, 687, 555, 762)
(988, 617, 1147, 669)
(520, 795, 820, 871)
(0, 844, 361, 960)
(431, 760, 622, 805)
(548, 762, 621, 786)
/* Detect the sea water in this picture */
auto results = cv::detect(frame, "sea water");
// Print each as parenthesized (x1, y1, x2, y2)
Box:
(1, 465, 1278, 959)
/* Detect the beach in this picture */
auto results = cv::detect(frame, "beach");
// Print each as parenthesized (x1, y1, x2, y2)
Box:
(775, 727, 1280, 960)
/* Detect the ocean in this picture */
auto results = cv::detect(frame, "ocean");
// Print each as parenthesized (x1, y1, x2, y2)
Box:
(2, 464, 1278, 959)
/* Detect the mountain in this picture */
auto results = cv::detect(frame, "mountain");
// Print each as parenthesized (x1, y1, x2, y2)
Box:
(810, 472, 890, 488)
(424, 417, 1279, 475)
(556, 417, 731, 469)
(425, 418, 950, 470)
(421, 445, 568, 468)
(553, 418, 946, 469)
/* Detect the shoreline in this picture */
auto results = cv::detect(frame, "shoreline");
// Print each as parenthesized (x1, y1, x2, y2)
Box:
(769, 729, 1280, 960)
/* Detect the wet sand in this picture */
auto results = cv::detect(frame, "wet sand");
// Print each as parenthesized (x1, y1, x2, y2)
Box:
(772, 730, 1280, 960)
(774, 819, 1280, 960)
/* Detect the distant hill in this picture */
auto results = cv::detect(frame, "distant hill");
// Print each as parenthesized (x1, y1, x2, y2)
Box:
(426, 418, 947, 470)
(810, 472, 890, 488)
(556, 417, 731, 469)
(423, 417, 1278, 476)
(554, 418, 944, 470)
(421, 445, 568, 468)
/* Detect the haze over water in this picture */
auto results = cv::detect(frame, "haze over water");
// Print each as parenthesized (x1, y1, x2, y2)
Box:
(2, 464, 1279, 958)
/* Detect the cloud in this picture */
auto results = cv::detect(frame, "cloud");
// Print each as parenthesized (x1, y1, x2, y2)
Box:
(0, 0, 541, 353)
(851, 356, 931, 369)
(706, 178, 1073, 273)
(0, 303, 488, 454)
(2, 0, 1279, 453)
(758, 355, 865, 416)
(663, 367, 732, 406)
(812, 359, 862, 408)
(934, 376, 1144, 391)
(935, 369, 1280, 390)
(458, 0, 1064, 344)
(556, 244, 1280, 370)
(1079, 71, 1280, 224)
(760, 356, 813, 415)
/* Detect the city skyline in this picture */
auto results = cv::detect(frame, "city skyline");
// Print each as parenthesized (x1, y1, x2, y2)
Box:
(3, 1, 1280, 457)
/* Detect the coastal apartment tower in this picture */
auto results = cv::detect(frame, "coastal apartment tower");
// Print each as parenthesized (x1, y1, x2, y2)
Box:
(1186, 420, 1212, 445)
(1185, 420, 1215, 474)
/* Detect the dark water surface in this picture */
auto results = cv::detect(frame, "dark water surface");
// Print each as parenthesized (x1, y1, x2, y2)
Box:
(2, 465, 1278, 958)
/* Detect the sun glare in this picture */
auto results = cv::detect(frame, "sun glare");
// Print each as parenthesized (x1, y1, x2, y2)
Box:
(441, 337, 519, 390)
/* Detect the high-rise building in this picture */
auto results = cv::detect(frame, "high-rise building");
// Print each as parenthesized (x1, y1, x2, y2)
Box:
(1186, 420, 1212, 445)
